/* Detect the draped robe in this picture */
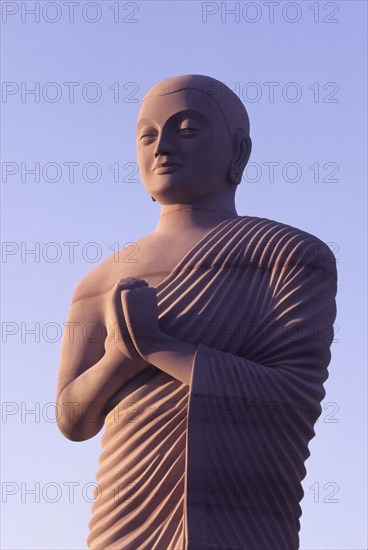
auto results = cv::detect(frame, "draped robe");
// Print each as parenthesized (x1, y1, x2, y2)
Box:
(83, 215, 337, 550)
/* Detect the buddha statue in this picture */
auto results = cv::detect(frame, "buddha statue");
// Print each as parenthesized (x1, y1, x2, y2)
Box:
(56, 74, 337, 549)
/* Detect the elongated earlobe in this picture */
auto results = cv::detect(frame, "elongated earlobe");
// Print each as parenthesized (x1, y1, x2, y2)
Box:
(229, 132, 252, 185)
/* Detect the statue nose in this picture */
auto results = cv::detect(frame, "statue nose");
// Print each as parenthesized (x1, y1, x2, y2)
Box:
(154, 149, 171, 158)
(154, 133, 173, 157)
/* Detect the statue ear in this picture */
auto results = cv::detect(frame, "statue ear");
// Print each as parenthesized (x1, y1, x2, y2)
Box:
(228, 130, 252, 185)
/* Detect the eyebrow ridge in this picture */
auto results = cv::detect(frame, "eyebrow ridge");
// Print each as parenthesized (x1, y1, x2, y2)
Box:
(136, 110, 209, 131)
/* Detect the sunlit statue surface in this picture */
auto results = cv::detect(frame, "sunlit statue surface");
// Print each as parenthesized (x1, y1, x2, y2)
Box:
(56, 75, 337, 550)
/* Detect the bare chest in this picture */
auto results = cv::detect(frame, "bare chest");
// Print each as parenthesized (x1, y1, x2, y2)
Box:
(114, 230, 209, 287)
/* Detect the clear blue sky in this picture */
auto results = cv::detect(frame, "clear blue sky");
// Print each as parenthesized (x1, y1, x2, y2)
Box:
(1, 1, 367, 548)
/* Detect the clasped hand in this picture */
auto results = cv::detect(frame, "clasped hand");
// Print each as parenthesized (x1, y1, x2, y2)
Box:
(108, 277, 162, 362)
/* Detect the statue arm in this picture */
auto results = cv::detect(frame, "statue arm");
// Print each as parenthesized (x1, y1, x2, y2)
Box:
(123, 247, 337, 405)
(56, 283, 149, 442)
(194, 271, 336, 410)
(140, 334, 197, 386)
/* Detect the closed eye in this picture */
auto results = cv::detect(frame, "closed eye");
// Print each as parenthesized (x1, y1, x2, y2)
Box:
(140, 134, 157, 143)
(177, 128, 200, 137)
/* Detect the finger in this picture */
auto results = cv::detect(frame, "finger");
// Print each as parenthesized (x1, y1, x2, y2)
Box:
(131, 285, 154, 293)
(117, 277, 148, 287)
(132, 287, 143, 292)
(117, 277, 137, 286)
(120, 289, 130, 299)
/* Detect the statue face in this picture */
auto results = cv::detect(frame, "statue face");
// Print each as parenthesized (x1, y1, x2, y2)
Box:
(136, 89, 233, 204)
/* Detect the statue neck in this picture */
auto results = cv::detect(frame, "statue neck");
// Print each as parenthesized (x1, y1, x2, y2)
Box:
(155, 196, 238, 235)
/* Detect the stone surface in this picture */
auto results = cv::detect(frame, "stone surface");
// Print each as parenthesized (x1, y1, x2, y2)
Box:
(57, 75, 337, 550)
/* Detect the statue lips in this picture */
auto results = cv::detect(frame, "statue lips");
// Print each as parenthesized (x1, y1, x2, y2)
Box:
(153, 161, 183, 175)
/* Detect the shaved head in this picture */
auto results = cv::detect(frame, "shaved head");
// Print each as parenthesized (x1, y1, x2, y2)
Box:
(137, 74, 253, 204)
(142, 74, 250, 137)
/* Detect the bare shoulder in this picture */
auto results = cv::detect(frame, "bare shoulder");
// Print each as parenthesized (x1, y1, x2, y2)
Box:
(70, 233, 158, 304)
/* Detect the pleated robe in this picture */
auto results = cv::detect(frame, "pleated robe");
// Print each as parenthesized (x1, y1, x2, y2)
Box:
(86, 215, 337, 550)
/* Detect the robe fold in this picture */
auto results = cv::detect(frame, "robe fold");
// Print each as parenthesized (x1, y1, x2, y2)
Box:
(86, 215, 337, 550)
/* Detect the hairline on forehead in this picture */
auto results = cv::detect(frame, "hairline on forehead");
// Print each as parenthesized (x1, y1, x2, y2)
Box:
(141, 87, 250, 137)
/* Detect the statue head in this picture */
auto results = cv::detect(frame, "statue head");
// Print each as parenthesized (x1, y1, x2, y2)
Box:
(136, 74, 252, 205)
